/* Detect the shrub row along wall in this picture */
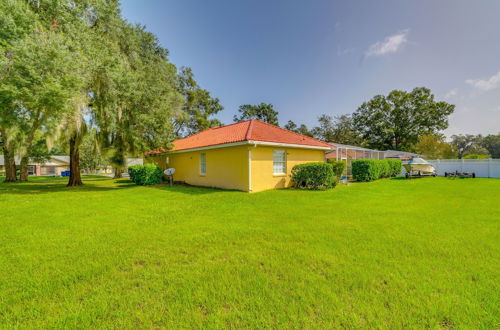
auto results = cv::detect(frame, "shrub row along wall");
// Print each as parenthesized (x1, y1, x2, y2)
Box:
(352, 159, 402, 182)
(327, 159, 347, 177)
(291, 162, 338, 190)
(128, 164, 163, 185)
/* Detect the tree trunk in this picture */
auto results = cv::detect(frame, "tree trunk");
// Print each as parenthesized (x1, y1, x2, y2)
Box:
(19, 156, 29, 181)
(1, 132, 17, 183)
(67, 134, 83, 187)
(113, 167, 123, 178)
(19, 111, 42, 182)
(112, 134, 125, 179)
(4, 155, 17, 182)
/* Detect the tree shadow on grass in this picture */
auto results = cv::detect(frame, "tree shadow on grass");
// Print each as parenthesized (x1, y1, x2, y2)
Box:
(391, 177, 408, 181)
(114, 179, 134, 184)
(0, 178, 235, 196)
(0, 179, 137, 195)
(391, 176, 439, 181)
(0, 178, 246, 195)
(152, 183, 243, 195)
(281, 187, 335, 193)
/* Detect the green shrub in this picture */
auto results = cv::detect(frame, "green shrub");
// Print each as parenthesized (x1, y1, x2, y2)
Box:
(352, 159, 381, 182)
(128, 164, 163, 185)
(352, 159, 402, 182)
(128, 165, 140, 183)
(463, 154, 489, 159)
(327, 159, 346, 177)
(379, 160, 391, 178)
(291, 162, 336, 190)
(386, 159, 402, 177)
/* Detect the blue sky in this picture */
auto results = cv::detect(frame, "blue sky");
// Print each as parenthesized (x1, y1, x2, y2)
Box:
(120, 0, 500, 136)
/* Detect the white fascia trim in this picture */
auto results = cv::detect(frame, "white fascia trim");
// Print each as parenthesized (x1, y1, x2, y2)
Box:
(152, 140, 333, 155)
(155, 141, 250, 154)
(248, 140, 333, 151)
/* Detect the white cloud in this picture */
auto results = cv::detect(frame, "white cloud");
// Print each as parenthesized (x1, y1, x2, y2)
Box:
(444, 89, 458, 99)
(465, 71, 500, 92)
(365, 29, 409, 57)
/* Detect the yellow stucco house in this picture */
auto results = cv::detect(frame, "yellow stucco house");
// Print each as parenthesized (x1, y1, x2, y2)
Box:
(145, 120, 333, 192)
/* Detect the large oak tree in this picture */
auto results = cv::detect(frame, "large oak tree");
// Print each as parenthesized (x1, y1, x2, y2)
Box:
(1, 0, 201, 186)
(233, 103, 279, 126)
(174, 67, 223, 138)
(311, 114, 362, 145)
(353, 87, 454, 151)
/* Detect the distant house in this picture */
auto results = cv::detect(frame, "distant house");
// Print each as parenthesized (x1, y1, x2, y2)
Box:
(146, 120, 333, 192)
(0, 156, 143, 176)
(126, 158, 144, 167)
(0, 155, 70, 176)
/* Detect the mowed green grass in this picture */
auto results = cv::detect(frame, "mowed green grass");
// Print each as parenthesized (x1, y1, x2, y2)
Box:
(0, 177, 498, 328)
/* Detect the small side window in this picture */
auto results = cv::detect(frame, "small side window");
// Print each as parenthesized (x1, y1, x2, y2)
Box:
(273, 150, 286, 175)
(200, 153, 206, 175)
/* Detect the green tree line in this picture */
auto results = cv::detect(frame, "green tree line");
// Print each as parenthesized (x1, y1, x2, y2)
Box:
(233, 91, 499, 159)
(0, 0, 222, 185)
(1, 1, 496, 188)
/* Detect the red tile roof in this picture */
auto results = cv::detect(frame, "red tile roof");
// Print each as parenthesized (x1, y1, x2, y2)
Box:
(325, 152, 337, 159)
(147, 120, 333, 154)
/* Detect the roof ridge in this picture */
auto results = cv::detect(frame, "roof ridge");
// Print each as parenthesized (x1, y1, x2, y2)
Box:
(171, 120, 249, 142)
(244, 119, 254, 140)
(253, 120, 332, 146)
(173, 129, 207, 142)
(145, 119, 333, 155)
(211, 119, 251, 130)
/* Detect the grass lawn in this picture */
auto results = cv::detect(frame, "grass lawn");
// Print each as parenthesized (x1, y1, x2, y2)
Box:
(0, 174, 111, 183)
(0, 177, 498, 328)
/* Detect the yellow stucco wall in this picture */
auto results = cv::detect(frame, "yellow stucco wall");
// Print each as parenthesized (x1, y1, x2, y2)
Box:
(146, 144, 326, 192)
(147, 145, 250, 191)
(250, 146, 326, 192)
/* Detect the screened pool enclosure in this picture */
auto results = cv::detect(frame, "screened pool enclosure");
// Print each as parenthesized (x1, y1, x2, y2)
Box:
(326, 143, 386, 177)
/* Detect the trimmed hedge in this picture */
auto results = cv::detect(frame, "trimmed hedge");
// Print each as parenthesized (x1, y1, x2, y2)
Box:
(128, 164, 163, 185)
(352, 159, 402, 182)
(379, 160, 391, 178)
(386, 158, 403, 177)
(352, 159, 381, 182)
(291, 162, 337, 190)
(327, 159, 346, 177)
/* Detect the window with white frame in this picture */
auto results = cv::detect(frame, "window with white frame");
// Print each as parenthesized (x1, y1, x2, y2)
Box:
(200, 153, 206, 175)
(273, 150, 286, 175)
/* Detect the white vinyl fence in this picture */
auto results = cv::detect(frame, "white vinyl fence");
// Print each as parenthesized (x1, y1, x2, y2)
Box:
(425, 159, 500, 178)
